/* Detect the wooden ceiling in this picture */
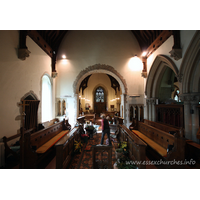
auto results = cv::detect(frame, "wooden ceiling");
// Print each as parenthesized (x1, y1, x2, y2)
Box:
(25, 30, 173, 58)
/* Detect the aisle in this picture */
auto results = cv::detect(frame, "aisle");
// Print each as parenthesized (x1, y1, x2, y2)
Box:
(68, 132, 118, 169)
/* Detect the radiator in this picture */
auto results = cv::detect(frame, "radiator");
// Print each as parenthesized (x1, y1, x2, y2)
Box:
(0, 142, 5, 168)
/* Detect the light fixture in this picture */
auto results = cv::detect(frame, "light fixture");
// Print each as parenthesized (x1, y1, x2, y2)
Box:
(128, 55, 143, 71)
(62, 55, 66, 59)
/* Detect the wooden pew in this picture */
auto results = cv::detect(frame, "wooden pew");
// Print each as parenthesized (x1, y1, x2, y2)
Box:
(55, 125, 84, 169)
(131, 120, 186, 166)
(143, 119, 179, 135)
(2, 127, 36, 168)
(22, 119, 71, 168)
(118, 124, 147, 169)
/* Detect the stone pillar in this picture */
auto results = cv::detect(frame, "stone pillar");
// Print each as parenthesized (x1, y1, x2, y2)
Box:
(147, 99, 152, 121)
(146, 99, 150, 120)
(120, 93, 128, 126)
(137, 106, 140, 121)
(133, 106, 135, 119)
(120, 94, 124, 118)
(151, 98, 156, 122)
(124, 94, 128, 126)
(180, 93, 200, 141)
(74, 94, 79, 125)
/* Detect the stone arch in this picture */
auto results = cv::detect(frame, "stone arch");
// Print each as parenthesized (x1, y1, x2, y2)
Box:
(21, 90, 39, 101)
(73, 64, 128, 95)
(73, 64, 128, 125)
(179, 30, 200, 94)
(145, 54, 179, 98)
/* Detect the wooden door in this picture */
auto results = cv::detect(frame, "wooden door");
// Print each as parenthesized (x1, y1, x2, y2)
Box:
(94, 102, 106, 116)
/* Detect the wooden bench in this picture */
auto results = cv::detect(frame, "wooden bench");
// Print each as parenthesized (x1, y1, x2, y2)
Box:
(143, 119, 180, 135)
(2, 127, 36, 168)
(55, 125, 84, 169)
(131, 120, 186, 165)
(22, 118, 71, 168)
(118, 124, 147, 169)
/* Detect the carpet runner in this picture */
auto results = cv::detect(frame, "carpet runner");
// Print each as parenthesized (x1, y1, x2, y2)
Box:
(67, 132, 118, 169)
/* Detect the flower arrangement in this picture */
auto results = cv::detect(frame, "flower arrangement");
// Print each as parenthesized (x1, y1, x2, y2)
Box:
(115, 141, 128, 159)
(74, 140, 83, 153)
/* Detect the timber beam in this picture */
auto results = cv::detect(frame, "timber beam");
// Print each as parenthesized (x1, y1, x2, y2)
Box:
(27, 30, 53, 58)
(146, 30, 173, 58)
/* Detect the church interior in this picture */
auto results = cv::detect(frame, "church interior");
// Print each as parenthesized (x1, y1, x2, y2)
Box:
(0, 30, 199, 171)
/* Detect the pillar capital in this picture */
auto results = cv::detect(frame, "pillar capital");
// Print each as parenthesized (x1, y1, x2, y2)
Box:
(180, 93, 200, 103)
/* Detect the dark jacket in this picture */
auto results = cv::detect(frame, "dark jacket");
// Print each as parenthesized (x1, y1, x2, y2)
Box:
(101, 119, 110, 131)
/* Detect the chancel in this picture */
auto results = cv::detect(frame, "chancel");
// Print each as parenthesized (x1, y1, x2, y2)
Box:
(0, 30, 200, 169)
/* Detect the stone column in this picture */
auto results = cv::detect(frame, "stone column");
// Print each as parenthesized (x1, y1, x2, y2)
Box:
(151, 98, 156, 122)
(74, 94, 79, 125)
(147, 99, 151, 121)
(146, 99, 150, 120)
(180, 93, 200, 141)
(120, 93, 128, 126)
(124, 94, 128, 126)
(137, 106, 140, 121)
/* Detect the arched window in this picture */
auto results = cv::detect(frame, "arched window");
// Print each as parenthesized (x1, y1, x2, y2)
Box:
(42, 74, 52, 122)
(95, 87, 104, 102)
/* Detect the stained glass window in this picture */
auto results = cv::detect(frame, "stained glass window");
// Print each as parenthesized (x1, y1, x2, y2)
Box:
(95, 87, 104, 102)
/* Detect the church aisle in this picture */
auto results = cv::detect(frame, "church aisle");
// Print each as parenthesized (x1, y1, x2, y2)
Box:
(68, 132, 118, 169)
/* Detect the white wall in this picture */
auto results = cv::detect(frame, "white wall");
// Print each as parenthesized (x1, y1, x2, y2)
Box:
(0, 31, 52, 141)
(56, 30, 144, 125)
(56, 30, 143, 96)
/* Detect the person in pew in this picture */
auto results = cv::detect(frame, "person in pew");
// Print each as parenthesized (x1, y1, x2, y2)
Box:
(97, 114, 112, 146)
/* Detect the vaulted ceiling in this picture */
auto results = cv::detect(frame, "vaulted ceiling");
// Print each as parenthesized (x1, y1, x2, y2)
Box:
(23, 30, 174, 58)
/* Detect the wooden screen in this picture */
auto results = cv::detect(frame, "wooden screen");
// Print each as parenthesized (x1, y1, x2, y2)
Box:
(155, 104, 184, 128)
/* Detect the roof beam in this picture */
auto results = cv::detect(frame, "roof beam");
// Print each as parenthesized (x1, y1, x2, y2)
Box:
(146, 30, 173, 57)
(27, 30, 53, 58)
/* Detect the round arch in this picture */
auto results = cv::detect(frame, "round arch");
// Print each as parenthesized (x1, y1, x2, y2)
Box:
(145, 54, 179, 98)
(73, 64, 128, 95)
(73, 64, 128, 124)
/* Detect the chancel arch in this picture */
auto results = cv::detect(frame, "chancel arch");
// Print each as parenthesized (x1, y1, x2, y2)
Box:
(73, 64, 128, 125)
